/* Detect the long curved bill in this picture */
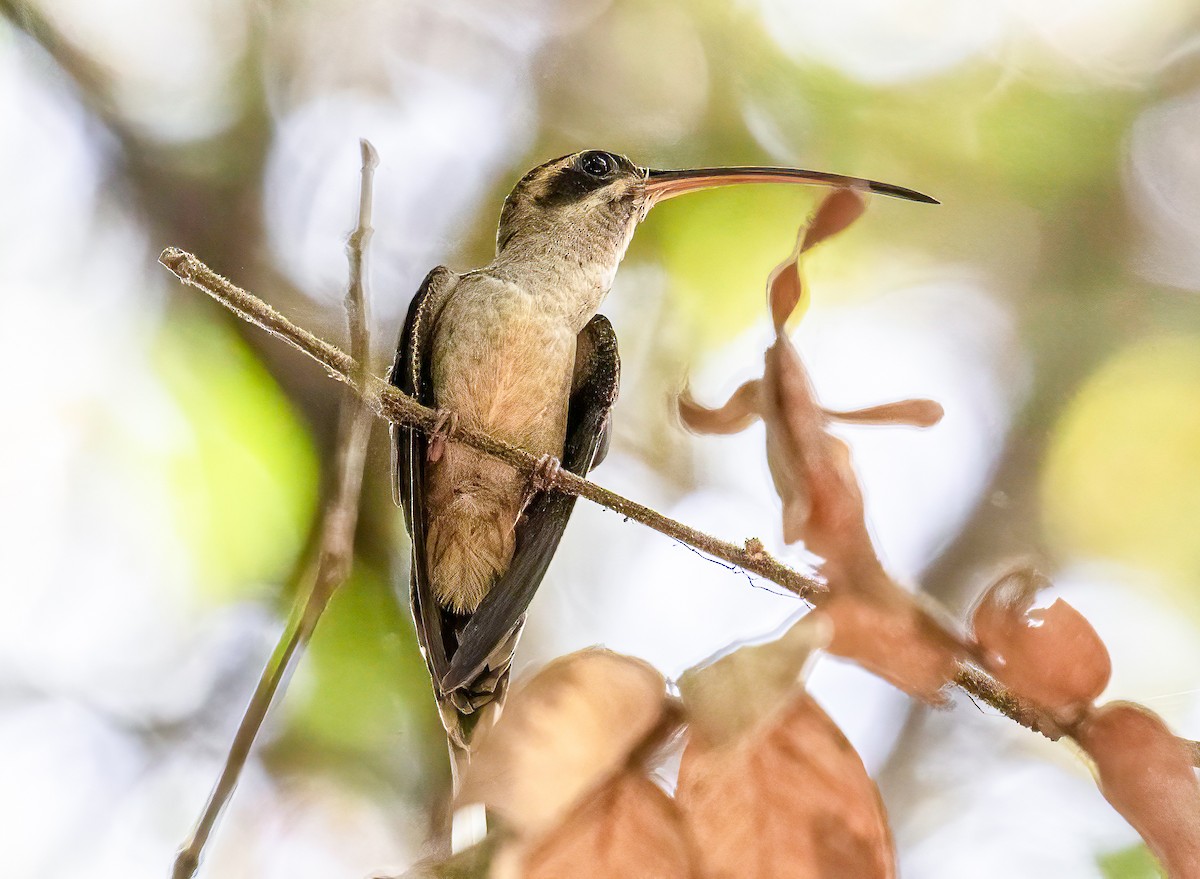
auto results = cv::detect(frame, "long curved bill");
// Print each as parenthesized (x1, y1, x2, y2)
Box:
(643, 166, 938, 206)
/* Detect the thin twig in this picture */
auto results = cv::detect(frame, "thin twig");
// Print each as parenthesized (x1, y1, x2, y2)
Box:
(171, 141, 380, 879)
(158, 244, 820, 600)
(953, 663, 1068, 740)
(156, 246, 1200, 768)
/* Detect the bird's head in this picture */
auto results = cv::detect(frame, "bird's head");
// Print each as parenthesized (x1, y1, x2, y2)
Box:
(495, 149, 936, 278)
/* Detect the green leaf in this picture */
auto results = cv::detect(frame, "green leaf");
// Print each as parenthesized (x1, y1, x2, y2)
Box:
(1042, 335, 1200, 611)
(1099, 843, 1164, 879)
(636, 186, 839, 349)
(285, 565, 436, 754)
(154, 311, 319, 600)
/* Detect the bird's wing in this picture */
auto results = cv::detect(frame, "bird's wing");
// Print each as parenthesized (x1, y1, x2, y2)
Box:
(440, 314, 621, 693)
(388, 265, 458, 686)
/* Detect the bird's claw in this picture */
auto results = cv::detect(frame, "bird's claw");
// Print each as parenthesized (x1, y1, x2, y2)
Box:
(427, 409, 460, 463)
(531, 454, 562, 492)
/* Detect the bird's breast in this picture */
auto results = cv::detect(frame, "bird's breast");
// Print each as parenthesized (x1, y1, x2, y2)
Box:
(422, 276, 582, 612)
(431, 278, 579, 453)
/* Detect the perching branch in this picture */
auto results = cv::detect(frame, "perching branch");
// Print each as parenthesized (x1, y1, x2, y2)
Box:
(156, 246, 1200, 767)
(157, 244, 822, 602)
(171, 140, 380, 879)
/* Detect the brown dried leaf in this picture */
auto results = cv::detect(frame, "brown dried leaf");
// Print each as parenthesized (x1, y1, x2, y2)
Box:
(678, 612, 832, 746)
(800, 188, 868, 254)
(768, 188, 867, 331)
(677, 192, 962, 703)
(516, 773, 697, 879)
(677, 691, 895, 879)
(823, 398, 944, 428)
(767, 242, 805, 332)
(970, 568, 1111, 724)
(1075, 702, 1200, 878)
(755, 337, 966, 699)
(790, 433, 870, 559)
(760, 334, 826, 544)
(677, 380, 762, 435)
(821, 558, 965, 703)
(683, 190, 938, 559)
(457, 648, 668, 837)
(758, 336, 896, 559)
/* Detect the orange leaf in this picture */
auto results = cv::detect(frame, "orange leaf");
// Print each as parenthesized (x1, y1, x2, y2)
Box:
(519, 773, 698, 879)
(678, 612, 831, 746)
(800, 188, 867, 254)
(677, 691, 895, 879)
(758, 336, 886, 559)
(821, 559, 965, 703)
(755, 337, 966, 699)
(759, 334, 825, 544)
(1076, 702, 1200, 878)
(970, 568, 1111, 725)
(767, 241, 804, 332)
(457, 649, 668, 837)
(767, 189, 866, 331)
(823, 398, 944, 428)
(677, 380, 762, 435)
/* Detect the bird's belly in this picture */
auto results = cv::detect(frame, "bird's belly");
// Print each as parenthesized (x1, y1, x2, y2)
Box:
(432, 311, 576, 453)
(423, 303, 577, 612)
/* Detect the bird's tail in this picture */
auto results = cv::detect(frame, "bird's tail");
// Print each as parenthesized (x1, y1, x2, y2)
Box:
(439, 681, 507, 794)
(436, 625, 520, 792)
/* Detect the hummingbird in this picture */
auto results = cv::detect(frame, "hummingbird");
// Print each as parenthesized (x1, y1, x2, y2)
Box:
(388, 150, 935, 773)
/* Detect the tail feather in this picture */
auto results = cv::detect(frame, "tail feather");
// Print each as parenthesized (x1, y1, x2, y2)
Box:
(437, 621, 522, 793)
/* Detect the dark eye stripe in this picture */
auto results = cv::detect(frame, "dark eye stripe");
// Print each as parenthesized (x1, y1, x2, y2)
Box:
(534, 166, 609, 208)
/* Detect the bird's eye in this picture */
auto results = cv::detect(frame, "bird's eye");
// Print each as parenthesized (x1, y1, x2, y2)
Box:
(578, 151, 616, 178)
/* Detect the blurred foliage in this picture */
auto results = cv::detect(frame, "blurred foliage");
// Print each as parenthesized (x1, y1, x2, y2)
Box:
(635, 187, 815, 346)
(285, 565, 439, 756)
(155, 308, 319, 600)
(975, 83, 1138, 201)
(6, 0, 1200, 873)
(1043, 335, 1200, 614)
(1099, 843, 1165, 879)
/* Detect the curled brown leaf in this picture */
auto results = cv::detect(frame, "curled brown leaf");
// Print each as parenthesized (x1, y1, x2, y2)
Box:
(767, 242, 805, 333)
(677, 691, 895, 879)
(678, 612, 831, 746)
(970, 567, 1111, 725)
(760, 334, 826, 545)
(517, 773, 697, 879)
(1075, 702, 1200, 878)
(457, 648, 670, 838)
(823, 398, 945, 428)
(800, 188, 869, 256)
(677, 380, 762, 435)
(768, 188, 867, 331)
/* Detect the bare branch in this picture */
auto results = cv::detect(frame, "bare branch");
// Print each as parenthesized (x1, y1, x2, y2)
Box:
(345, 138, 378, 372)
(156, 247, 1200, 768)
(171, 141, 380, 879)
(158, 244, 821, 600)
(953, 663, 1068, 740)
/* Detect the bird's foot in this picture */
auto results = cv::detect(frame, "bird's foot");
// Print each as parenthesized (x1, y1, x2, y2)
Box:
(426, 409, 460, 463)
(531, 454, 563, 492)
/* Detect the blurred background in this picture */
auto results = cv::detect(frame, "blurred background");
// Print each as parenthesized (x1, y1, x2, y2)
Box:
(3, 0, 1200, 875)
